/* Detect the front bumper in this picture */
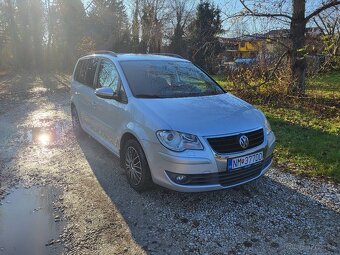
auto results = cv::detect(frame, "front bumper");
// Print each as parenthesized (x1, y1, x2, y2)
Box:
(141, 130, 276, 192)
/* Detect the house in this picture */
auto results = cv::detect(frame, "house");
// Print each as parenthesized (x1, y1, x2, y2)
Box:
(218, 36, 268, 69)
(217, 27, 323, 71)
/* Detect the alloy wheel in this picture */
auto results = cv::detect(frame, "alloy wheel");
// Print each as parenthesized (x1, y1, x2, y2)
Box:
(125, 146, 142, 186)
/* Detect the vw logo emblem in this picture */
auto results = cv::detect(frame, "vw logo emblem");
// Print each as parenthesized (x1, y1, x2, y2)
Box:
(239, 135, 249, 149)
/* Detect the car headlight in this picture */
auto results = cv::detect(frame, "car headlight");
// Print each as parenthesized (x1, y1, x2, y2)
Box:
(265, 118, 272, 135)
(156, 130, 203, 152)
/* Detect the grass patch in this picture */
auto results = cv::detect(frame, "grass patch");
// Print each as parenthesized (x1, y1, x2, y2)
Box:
(212, 71, 340, 183)
(260, 106, 339, 182)
(213, 75, 233, 89)
(308, 72, 340, 99)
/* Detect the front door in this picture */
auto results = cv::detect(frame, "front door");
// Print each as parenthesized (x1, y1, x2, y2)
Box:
(91, 58, 127, 154)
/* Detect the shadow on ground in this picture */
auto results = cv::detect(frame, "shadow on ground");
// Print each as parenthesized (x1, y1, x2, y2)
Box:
(78, 133, 340, 254)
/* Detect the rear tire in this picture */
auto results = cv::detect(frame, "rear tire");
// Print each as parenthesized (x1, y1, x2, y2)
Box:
(123, 139, 153, 192)
(71, 106, 84, 137)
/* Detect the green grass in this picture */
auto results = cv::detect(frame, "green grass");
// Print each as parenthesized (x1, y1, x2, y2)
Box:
(213, 75, 233, 89)
(212, 71, 340, 183)
(260, 105, 339, 182)
(308, 72, 340, 99)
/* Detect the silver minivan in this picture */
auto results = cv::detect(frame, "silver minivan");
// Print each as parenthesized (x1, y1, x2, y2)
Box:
(70, 51, 275, 192)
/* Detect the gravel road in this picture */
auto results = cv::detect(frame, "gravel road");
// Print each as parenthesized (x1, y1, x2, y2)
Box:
(0, 73, 339, 255)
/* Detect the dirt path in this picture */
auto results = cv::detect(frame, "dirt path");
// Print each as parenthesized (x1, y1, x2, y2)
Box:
(0, 73, 339, 255)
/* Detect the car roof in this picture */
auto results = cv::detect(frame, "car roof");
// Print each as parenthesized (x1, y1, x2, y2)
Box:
(78, 53, 190, 63)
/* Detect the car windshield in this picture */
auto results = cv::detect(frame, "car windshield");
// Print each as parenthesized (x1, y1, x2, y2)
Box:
(119, 60, 225, 98)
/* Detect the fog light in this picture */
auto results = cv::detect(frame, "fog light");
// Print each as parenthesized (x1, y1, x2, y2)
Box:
(175, 175, 188, 183)
(165, 171, 190, 185)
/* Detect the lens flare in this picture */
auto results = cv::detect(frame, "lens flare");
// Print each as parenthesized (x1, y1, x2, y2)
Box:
(37, 132, 51, 145)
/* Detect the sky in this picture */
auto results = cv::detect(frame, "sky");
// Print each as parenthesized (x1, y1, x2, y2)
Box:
(81, 0, 325, 37)
(81, 0, 256, 37)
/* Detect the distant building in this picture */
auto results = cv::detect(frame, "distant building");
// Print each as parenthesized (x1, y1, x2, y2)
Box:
(218, 36, 267, 65)
(217, 27, 323, 71)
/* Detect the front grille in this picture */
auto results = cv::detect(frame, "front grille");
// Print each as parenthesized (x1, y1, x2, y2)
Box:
(207, 128, 264, 153)
(166, 155, 273, 187)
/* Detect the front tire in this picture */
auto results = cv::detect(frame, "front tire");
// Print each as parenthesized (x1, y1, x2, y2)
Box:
(123, 139, 153, 191)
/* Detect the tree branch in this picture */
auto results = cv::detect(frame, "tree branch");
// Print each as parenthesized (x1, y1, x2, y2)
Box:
(305, 0, 340, 21)
(313, 17, 327, 36)
(239, 0, 292, 20)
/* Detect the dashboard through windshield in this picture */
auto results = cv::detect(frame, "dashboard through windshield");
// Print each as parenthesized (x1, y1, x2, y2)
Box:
(119, 60, 225, 98)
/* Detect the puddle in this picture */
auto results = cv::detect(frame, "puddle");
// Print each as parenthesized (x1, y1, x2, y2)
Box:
(0, 186, 65, 255)
(13, 120, 72, 146)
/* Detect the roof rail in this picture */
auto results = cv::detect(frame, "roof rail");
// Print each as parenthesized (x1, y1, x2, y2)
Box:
(89, 50, 117, 57)
(150, 53, 184, 59)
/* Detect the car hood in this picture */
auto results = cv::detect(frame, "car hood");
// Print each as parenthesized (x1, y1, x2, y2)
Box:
(137, 93, 265, 137)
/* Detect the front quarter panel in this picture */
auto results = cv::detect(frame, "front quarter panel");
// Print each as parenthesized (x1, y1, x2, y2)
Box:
(117, 97, 172, 156)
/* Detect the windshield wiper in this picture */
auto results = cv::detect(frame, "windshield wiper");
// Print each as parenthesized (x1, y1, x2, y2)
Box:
(135, 94, 164, 98)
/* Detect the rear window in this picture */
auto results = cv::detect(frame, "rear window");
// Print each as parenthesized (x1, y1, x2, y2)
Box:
(74, 58, 98, 88)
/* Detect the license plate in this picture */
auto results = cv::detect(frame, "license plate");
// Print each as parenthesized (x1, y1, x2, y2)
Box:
(228, 151, 263, 170)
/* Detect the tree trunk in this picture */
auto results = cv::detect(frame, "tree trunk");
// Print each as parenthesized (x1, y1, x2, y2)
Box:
(290, 0, 307, 95)
(5, 0, 21, 67)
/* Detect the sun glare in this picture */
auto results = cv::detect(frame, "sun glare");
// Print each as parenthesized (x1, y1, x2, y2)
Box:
(37, 132, 51, 145)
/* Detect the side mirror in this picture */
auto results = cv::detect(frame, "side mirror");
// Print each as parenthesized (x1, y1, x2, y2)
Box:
(95, 87, 116, 99)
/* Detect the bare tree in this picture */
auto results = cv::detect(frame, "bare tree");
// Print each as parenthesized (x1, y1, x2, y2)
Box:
(313, 5, 340, 68)
(232, 0, 340, 95)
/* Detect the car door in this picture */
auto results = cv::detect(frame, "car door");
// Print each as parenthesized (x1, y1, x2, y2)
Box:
(92, 58, 128, 154)
(75, 58, 99, 133)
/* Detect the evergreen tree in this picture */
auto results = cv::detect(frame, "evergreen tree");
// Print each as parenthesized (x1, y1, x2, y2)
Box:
(169, 0, 192, 57)
(131, 0, 140, 53)
(169, 20, 186, 56)
(88, 0, 130, 52)
(10, 0, 45, 69)
(187, 1, 223, 73)
(0, 0, 20, 68)
(55, 0, 86, 70)
(140, 2, 163, 53)
(140, 4, 154, 53)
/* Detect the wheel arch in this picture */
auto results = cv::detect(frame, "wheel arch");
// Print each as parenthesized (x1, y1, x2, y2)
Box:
(119, 130, 152, 170)
(119, 132, 140, 160)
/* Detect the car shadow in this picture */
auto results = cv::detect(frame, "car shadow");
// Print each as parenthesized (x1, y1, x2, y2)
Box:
(77, 133, 340, 254)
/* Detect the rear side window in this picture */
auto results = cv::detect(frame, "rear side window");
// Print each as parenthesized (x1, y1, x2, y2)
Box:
(85, 58, 99, 87)
(74, 60, 82, 82)
(74, 59, 86, 84)
(74, 58, 98, 88)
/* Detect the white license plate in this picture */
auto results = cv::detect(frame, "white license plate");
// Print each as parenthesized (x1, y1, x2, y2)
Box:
(228, 151, 263, 170)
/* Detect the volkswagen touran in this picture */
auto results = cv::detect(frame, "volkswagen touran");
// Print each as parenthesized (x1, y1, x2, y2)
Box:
(70, 51, 275, 192)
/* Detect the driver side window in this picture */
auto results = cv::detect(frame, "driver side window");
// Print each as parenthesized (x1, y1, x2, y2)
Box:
(97, 59, 120, 92)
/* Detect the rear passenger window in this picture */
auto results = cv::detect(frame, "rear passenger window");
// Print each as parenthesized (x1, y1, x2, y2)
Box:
(74, 58, 98, 88)
(74, 60, 84, 83)
(77, 60, 87, 84)
(85, 58, 99, 88)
